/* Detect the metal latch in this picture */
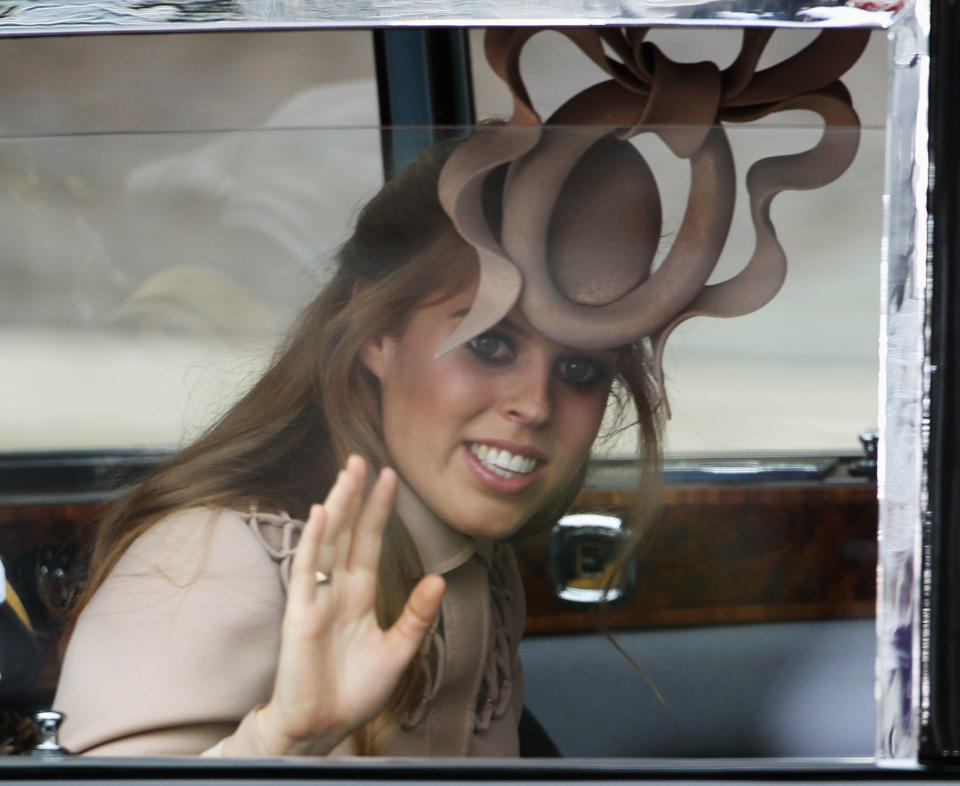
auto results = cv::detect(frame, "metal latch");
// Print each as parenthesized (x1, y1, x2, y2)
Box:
(849, 430, 878, 478)
(29, 711, 69, 757)
(547, 513, 634, 604)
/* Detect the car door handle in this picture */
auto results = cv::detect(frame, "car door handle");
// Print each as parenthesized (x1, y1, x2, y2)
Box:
(547, 513, 634, 604)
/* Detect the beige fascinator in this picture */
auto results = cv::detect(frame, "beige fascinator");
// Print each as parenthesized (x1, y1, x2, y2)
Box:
(437, 27, 868, 398)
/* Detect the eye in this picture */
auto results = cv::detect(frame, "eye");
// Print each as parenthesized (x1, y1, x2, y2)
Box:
(556, 357, 606, 386)
(466, 331, 515, 363)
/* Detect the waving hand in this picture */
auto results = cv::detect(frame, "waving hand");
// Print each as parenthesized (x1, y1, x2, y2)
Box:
(256, 456, 445, 755)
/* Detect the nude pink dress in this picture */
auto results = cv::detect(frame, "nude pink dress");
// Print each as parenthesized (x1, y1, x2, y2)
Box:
(53, 482, 525, 756)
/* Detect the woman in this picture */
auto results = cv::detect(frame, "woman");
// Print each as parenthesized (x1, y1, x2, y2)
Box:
(53, 137, 662, 756)
(53, 26, 864, 758)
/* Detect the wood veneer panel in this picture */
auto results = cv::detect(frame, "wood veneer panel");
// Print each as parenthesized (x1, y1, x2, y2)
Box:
(517, 482, 878, 634)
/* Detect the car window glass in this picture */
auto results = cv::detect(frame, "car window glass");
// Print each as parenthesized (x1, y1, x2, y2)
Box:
(0, 26, 886, 763)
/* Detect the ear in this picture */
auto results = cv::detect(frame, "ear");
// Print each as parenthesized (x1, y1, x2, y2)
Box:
(360, 332, 397, 382)
(353, 281, 396, 381)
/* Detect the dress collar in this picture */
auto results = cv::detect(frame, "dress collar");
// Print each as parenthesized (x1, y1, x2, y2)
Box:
(394, 480, 494, 573)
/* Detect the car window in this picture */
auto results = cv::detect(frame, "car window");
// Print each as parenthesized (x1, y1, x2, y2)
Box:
(0, 31, 380, 452)
(0, 29, 885, 458)
(0, 22, 893, 767)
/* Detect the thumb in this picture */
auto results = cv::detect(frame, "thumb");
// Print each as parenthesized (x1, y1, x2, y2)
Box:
(384, 574, 445, 657)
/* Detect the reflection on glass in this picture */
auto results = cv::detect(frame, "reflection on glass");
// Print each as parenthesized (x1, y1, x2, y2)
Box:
(0, 123, 881, 456)
(0, 127, 383, 451)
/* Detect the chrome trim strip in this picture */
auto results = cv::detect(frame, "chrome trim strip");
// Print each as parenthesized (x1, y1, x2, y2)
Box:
(0, 0, 907, 36)
(875, 0, 929, 762)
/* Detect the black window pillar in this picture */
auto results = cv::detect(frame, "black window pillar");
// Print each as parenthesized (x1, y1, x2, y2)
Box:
(372, 28, 475, 179)
(923, 0, 960, 764)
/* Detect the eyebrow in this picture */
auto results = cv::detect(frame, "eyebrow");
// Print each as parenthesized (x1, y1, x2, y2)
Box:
(451, 308, 531, 340)
(452, 307, 618, 361)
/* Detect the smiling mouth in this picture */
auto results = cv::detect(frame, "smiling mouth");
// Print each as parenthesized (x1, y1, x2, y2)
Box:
(466, 442, 542, 479)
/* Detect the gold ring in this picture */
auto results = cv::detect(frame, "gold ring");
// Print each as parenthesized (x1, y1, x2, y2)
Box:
(314, 570, 331, 585)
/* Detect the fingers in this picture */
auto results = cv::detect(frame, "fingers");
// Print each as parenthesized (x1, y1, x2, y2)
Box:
(346, 467, 398, 576)
(315, 456, 366, 577)
(385, 574, 445, 656)
(302, 456, 394, 588)
(288, 504, 326, 606)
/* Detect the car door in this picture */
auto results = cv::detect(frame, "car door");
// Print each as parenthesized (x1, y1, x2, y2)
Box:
(0, 0, 943, 777)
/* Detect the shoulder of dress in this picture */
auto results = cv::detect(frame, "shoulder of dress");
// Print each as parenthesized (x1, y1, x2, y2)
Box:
(140, 505, 303, 551)
(123, 507, 248, 559)
(119, 506, 299, 581)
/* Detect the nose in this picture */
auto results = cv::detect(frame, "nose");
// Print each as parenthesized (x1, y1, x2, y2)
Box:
(500, 357, 553, 427)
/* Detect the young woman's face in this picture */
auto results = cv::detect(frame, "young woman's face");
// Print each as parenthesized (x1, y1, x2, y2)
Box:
(363, 285, 616, 541)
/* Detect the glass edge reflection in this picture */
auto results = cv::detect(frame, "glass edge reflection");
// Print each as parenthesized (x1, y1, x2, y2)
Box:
(0, 0, 905, 37)
(874, 0, 928, 763)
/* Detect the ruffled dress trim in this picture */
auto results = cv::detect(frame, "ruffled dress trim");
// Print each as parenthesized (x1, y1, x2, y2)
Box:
(476, 554, 514, 730)
(404, 550, 515, 731)
(240, 502, 303, 591)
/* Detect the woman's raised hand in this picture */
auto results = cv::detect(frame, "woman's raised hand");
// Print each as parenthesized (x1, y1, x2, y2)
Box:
(256, 455, 446, 755)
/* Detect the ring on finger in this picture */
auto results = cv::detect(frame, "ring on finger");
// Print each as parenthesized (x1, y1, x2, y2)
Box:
(314, 570, 332, 585)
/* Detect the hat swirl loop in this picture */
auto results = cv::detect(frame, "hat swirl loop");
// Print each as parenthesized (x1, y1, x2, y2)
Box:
(436, 27, 868, 399)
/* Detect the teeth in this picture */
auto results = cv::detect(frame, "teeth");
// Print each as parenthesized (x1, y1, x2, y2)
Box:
(468, 443, 538, 477)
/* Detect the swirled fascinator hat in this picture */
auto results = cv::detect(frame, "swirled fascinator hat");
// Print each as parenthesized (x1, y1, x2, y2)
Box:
(436, 27, 868, 402)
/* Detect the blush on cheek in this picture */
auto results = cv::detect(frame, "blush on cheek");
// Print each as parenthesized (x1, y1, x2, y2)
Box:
(435, 357, 501, 404)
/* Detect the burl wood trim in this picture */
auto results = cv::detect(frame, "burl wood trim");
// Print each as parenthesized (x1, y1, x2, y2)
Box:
(516, 483, 878, 634)
(0, 480, 877, 705)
